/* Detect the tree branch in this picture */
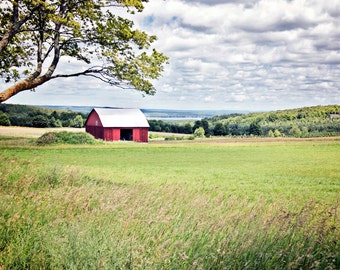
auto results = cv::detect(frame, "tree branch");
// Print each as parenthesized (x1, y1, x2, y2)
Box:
(50, 66, 132, 88)
(0, 3, 41, 52)
(0, 0, 167, 102)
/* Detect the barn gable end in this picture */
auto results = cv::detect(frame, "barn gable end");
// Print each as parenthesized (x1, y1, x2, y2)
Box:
(85, 108, 149, 142)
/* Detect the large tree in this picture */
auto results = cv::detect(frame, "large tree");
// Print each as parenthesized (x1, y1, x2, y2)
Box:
(0, 0, 168, 102)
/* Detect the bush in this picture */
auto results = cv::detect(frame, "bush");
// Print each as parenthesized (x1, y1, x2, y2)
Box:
(249, 121, 262, 136)
(289, 125, 302, 137)
(274, 129, 282, 137)
(194, 127, 205, 138)
(164, 136, 186, 141)
(32, 115, 49, 128)
(36, 132, 59, 145)
(213, 122, 227, 136)
(164, 136, 177, 141)
(0, 112, 11, 126)
(49, 117, 62, 127)
(72, 115, 84, 128)
(267, 130, 274, 137)
(37, 132, 96, 145)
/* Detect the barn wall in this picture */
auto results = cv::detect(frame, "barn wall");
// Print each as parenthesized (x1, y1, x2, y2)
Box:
(86, 110, 102, 126)
(140, 128, 149, 142)
(87, 127, 148, 142)
(85, 110, 104, 140)
(133, 128, 148, 142)
(103, 128, 111, 141)
(103, 128, 120, 141)
(86, 126, 104, 139)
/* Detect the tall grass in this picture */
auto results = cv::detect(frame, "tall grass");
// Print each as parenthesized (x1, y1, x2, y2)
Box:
(0, 139, 339, 269)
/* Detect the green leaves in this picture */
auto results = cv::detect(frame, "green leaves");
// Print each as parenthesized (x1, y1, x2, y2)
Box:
(0, 0, 168, 102)
(117, 0, 146, 13)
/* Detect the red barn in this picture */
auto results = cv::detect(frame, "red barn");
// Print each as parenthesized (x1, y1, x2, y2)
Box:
(85, 108, 149, 142)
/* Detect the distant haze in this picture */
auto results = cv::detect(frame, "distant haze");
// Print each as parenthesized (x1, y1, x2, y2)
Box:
(38, 105, 249, 120)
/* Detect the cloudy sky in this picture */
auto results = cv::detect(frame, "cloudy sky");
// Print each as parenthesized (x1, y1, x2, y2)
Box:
(4, 0, 340, 111)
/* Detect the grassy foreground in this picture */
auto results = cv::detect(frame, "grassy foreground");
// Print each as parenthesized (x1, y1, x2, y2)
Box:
(0, 137, 339, 269)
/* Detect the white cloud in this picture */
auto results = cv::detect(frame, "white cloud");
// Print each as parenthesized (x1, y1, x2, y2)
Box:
(3, 0, 340, 111)
(204, 96, 214, 102)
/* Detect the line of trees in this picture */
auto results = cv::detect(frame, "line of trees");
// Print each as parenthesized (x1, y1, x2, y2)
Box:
(1, 104, 339, 138)
(0, 104, 86, 128)
(149, 105, 340, 138)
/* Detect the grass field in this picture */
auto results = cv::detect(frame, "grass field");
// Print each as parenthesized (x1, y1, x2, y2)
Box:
(0, 132, 339, 269)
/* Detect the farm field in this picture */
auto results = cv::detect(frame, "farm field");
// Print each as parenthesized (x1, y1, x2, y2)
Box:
(0, 133, 339, 269)
(0, 126, 85, 138)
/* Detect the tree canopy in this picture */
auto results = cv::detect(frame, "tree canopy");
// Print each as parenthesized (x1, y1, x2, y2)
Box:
(0, 0, 168, 102)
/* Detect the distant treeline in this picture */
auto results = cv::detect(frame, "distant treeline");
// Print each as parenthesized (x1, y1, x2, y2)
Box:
(0, 104, 87, 128)
(1, 104, 340, 138)
(149, 105, 340, 137)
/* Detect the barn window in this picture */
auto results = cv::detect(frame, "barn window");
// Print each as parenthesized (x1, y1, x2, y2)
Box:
(95, 120, 98, 126)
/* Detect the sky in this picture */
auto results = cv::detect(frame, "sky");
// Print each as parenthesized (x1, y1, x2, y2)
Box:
(3, 0, 340, 111)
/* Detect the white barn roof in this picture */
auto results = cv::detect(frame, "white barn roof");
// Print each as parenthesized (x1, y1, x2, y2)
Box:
(93, 108, 149, 128)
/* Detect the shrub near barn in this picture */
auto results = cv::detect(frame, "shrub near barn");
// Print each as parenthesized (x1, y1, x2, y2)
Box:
(36, 131, 96, 145)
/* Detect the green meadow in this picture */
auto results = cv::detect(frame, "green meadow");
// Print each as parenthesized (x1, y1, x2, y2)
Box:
(0, 136, 339, 269)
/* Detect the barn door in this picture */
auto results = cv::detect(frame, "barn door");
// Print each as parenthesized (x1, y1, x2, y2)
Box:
(120, 129, 133, 141)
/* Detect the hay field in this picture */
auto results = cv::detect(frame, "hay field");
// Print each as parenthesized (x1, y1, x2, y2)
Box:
(0, 126, 85, 138)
